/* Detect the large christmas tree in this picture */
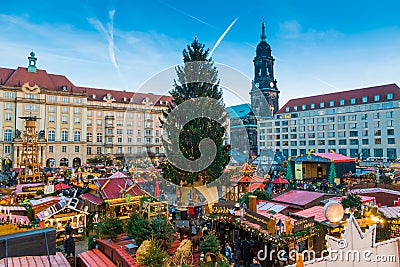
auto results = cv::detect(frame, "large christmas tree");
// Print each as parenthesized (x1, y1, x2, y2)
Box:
(160, 38, 230, 185)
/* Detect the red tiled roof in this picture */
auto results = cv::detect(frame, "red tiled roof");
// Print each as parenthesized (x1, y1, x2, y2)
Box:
(80, 192, 103, 205)
(0, 252, 70, 267)
(294, 206, 327, 223)
(248, 183, 265, 191)
(277, 83, 400, 114)
(79, 248, 117, 267)
(95, 178, 144, 200)
(97, 239, 139, 267)
(231, 175, 265, 183)
(0, 66, 172, 106)
(313, 153, 355, 163)
(272, 190, 326, 207)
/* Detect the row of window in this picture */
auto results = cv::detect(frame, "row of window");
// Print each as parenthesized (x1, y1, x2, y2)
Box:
(270, 122, 395, 133)
(285, 93, 394, 112)
(274, 137, 396, 146)
(275, 112, 395, 126)
(85, 146, 160, 155)
(267, 148, 398, 159)
(85, 132, 160, 144)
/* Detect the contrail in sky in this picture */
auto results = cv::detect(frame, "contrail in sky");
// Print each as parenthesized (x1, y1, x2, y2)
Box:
(88, 9, 120, 72)
(313, 76, 340, 90)
(210, 18, 238, 57)
(159, 1, 214, 28)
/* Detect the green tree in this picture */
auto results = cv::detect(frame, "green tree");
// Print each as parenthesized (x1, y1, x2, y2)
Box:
(150, 217, 175, 246)
(126, 213, 152, 245)
(136, 239, 169, 267)
(160, 38, 230, 185)
(328, 163, 337, 184)
(199, 233, 222, 255)
(341, 194, 362, 210)
(98, 216, 124, 240)
(286, 163, 293, 180)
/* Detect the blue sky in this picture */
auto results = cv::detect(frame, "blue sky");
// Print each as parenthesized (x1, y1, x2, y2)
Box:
(0, 0, 400, 106)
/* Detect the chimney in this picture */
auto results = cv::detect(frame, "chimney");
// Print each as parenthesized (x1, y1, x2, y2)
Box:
(248, 195, 257, 212)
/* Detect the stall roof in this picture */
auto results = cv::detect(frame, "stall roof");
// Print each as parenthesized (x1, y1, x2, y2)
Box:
(256, 201, 288, 214)
(378, 206, 400, 219)
(0, 205, 26, 212)
(313, 153, 356, 163)
(79, 248, 117, 267)
(95, 177, 144, 200)
(80, 193, 103, 205)
(29, 196, 59, 207)
(294, 206, 327, 223)
(272, 190, 330, 209)
(350, 188, 400, 197)
(291, 153, 355, 163)
(0, 252, 70, 267)
(14, 183, 43, 194)
(324, 195, 376, 205)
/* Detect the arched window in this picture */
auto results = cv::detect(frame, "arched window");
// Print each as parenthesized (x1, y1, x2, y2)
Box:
(3, 130, 12, 142)
(48, 130, 55, 142)
(61, 130, 68, 142)
(74, 131, 81, 142)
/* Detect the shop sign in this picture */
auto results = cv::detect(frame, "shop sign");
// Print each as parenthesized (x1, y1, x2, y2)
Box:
(244, 208, 269, 227)
(293, 216, 315, 232)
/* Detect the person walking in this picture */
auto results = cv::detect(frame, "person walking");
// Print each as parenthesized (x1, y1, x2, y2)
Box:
(224, 242, 233, 262)
(63, 234, 75, 257)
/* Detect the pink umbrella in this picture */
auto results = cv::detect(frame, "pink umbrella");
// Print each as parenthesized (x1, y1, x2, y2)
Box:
(154, 181, 160, 197)
(271, 177, 289, 184)
(54, 183, 72, 190)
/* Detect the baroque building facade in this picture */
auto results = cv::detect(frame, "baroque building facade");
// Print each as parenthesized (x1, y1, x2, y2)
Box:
(0, 52, 172, 170)
(227, 21, 280, 160)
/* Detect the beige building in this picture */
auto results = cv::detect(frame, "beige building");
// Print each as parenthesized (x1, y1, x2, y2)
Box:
(0, 52, 172, 170)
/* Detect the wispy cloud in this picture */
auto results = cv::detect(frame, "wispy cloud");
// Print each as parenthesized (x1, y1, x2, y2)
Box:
(278, 20, 342, 40)
(210, 17, 238, 57)
(158, 0, 214, 28)
(88, 9, 120, 72)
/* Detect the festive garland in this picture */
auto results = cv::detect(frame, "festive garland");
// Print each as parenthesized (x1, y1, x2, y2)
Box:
(207, 215, 320, 247)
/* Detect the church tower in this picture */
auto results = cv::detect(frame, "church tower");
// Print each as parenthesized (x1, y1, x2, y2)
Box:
(250, 21, 280, 118)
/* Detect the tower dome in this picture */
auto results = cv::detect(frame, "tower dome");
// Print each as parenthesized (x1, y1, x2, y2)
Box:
(256, 22, 271, 57)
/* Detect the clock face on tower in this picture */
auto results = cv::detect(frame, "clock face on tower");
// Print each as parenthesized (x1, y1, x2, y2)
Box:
(269, 81, 274, 88)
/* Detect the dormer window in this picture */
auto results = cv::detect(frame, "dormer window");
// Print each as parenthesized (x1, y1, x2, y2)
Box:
(350, 98, 356, 104)
(123, 97, 127, 102)
(293, 106, 298, 111)
(329, 100, 335, 107)
(320, 102, 325, 108)
(107, 94, 112, 100)
(340, 99, 345, 105)
(310, 103, 315, 109)
(362, 96, 368, 103)
(374, 95, 380, 101)
(92, 94, 96, 99)
(387, 93, 393, 100)
(62, 85, 67, 91)
(302, 104, 306, 110)
(285, 107, 290, 112)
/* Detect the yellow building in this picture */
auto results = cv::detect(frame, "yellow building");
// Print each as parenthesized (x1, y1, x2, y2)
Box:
(0, 52, 172, 169)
